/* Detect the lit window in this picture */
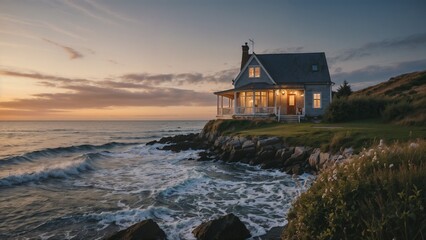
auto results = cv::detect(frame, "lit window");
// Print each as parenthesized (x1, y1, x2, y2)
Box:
(313, 93, 321, 108)
(249, 66, 260, 78)
(312, 64, 318, 72)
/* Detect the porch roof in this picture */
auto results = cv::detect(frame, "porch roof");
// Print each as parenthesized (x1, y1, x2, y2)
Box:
(214, 82, 305, 98)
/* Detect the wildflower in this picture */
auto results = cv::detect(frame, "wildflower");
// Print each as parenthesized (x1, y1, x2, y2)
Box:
(389, 164, 394, 169)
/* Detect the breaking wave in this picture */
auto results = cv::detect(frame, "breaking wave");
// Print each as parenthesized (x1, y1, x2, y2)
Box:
(0, 153, 104, 186)
(0, 142, 139, 165)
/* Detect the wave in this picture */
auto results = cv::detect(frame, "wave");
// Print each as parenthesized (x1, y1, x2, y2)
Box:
(111, 136, 160, 140)
(0, 142, 139, 165)
(0, 153, 103, 186)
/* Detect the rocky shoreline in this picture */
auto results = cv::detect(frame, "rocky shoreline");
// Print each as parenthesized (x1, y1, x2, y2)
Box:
(108, 121, 356, 239)
(147, 124, 354, 175)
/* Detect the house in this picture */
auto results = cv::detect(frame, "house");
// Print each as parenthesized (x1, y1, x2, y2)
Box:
(214, 43, 333, 122)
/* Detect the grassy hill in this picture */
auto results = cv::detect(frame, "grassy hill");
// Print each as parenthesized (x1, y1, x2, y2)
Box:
(352, 70, 426, 125)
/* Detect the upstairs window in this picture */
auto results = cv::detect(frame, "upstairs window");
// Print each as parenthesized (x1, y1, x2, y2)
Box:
(313, 93, 321, 108)
(249, 66, 260, 78)
(312, 64, 318, 72)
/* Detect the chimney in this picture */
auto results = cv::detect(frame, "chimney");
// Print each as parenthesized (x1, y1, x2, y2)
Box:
(241, 42, 250, 70)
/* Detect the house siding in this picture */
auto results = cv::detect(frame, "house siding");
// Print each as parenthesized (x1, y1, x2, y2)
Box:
(304, 84, 331, 116)
(235, 58, 275, 88)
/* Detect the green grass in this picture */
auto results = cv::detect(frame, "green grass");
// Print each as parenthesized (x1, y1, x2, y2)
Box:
(216, 119, 426, 153)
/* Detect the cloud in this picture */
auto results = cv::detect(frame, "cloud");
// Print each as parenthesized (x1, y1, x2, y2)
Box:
(98, 80, 152, 89)
(0, 69, 90, 85)
(0, 67, 221, 111)
(0, 85, 215, 110)
(329, 32, 426, 64)
(43, 38, 83, 59)
(331, 58, 426, 90)
(122, 68, 238, 86)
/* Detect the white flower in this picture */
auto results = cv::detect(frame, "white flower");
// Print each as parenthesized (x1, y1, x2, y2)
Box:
(389, 164, 394, 169)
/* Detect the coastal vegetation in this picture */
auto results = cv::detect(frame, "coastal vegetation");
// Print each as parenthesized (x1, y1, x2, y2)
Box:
(282, 141, 426, 240)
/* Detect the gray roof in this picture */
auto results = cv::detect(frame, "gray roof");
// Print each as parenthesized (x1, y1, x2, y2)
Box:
(255, 52, 331, 84)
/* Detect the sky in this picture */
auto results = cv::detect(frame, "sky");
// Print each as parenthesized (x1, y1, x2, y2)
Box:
(0, 0, 425, 120)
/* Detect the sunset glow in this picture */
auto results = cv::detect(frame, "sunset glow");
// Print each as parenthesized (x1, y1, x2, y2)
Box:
(1, 0, 425, 120)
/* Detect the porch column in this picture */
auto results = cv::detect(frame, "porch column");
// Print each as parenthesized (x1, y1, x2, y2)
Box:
(303, 89, 306, 116)
(233, 92, 237, 115)
(274, 90, 277, 115)
(216, 95, 219, 116)
(220, 96, 224, 116)
(252, 90, 255, 115)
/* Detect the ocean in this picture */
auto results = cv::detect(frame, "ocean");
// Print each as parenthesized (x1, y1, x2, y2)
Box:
(0, 121, 311, 239)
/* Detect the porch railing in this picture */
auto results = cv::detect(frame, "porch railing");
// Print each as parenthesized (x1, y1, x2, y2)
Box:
(235, 107, 276, 115)
(217, 107, 233, 116)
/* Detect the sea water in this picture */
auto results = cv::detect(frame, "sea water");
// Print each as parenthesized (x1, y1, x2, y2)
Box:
(0, 121, 311, 239)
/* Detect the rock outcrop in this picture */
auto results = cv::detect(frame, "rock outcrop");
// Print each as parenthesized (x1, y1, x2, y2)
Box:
(147, 121, 356, 175)
(192, 213, 251, 240)
(107, 219, 167, 240)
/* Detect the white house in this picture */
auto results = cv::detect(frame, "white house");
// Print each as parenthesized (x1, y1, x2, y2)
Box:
(214, 43, 333, 122)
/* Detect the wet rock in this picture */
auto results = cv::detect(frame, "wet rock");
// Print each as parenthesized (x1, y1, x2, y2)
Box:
(284, 146, 308, 167)
(257, 150, 276, 162)
(228, 149, 245, 162)
(198, 151, 214, 161)
(260, 226, 284, 240)
(192, 213, 251, 240)
(261, 158, 283, 169)
(107, 219, 166, 240)
(242, 146, 256, 156)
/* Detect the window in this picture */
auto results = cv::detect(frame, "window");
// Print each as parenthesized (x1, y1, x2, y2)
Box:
(313, 93, 321, 108)
(312, 64, 318, 72)
(249, 66, 260, 78)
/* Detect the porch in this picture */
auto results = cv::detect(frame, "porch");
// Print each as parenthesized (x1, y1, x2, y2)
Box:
(215, 85, 305, 121)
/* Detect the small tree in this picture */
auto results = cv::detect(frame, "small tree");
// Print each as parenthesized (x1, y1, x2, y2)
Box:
(336, 80, 352, 98)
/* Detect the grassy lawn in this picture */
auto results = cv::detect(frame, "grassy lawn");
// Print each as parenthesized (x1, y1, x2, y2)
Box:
(222, 119, 426, 152)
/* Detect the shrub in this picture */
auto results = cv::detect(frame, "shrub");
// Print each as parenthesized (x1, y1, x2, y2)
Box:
(324, 96, 391, 122)
(382, 101, 413, 122)
(282, 141, 426, 240)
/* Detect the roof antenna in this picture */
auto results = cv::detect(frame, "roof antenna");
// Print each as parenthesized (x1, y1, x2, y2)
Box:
(249, 38, 254, 53)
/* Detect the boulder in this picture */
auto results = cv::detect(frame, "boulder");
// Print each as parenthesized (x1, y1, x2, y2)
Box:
(228, 149, 245, 162)
(241, 140, 255, 149)
(254, 149, 276, 164)
(284, 147, 308, 167)
(257, 137, 281, 148)
(225, 138, 242, 151)
(192, 213, 251, 240)
(280, 147, 294, 161)
(107, 219, 166, 240)
(319, 152, 330, 168)
(308, 148, 321, 168)
(242, 146, 256, 156)
(261, 159, 283, 169)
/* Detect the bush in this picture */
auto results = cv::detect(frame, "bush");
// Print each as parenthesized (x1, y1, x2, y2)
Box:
(282, 141, 426, 240)
(382, 101, 413, 122)
(324, 96, 391, 122)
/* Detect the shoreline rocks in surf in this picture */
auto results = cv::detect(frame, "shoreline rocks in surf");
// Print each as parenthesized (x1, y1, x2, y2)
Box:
(106, 219, 167, 240)
(146, 132, 354, 175)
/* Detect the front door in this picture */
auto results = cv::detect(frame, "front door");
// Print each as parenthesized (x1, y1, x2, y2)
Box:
(287, 94, 296, 115)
